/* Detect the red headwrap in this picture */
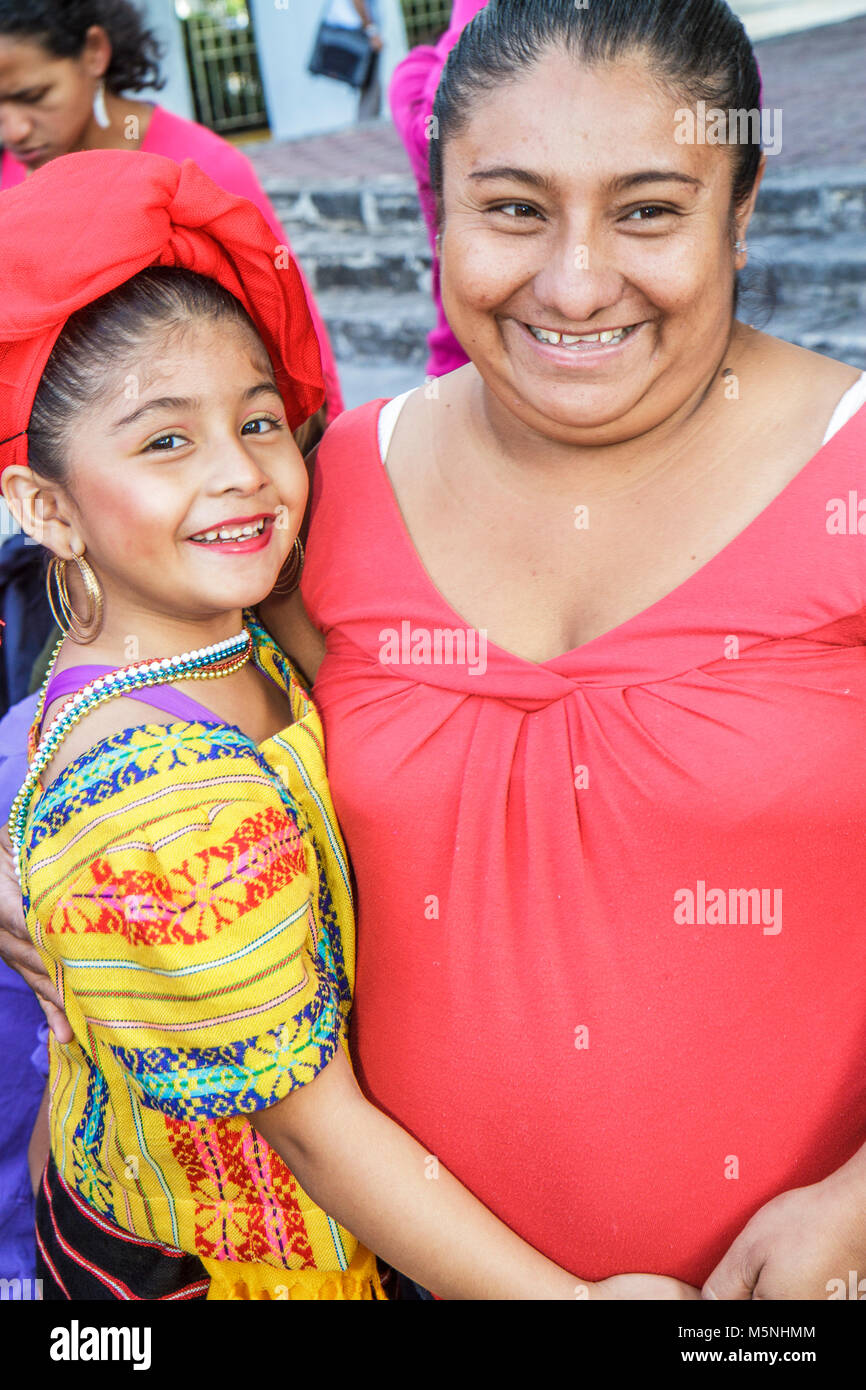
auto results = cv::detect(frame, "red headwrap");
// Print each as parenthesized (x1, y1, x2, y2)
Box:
(0, 149, 325, 476)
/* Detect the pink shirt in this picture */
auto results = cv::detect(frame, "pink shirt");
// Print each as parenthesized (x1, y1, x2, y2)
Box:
(1, 106, 343, 421)
(388, 0, 488, 380)
(304, 396, 866, 1285)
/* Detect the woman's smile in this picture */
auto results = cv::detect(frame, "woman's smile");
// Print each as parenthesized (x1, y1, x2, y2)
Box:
(511, 317, 647, 369)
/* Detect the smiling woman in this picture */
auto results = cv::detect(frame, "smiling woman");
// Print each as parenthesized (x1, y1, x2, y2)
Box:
(252, 0, 866, 1297)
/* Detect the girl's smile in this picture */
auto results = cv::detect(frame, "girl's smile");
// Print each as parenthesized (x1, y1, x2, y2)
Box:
(187, 512, 277, 552)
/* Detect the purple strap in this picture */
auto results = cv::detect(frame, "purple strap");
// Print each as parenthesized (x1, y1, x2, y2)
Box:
(41, 664, 223, 732)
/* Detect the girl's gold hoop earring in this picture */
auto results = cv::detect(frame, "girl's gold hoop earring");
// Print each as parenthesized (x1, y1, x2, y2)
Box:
(46, 551, 104, 644)
(270, 537, 305, 595)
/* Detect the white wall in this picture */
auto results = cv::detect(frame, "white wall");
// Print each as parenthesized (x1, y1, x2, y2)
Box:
(730, 0, 866, 39)
(250, 0, 408, 141)
(138, 0, 193, 118)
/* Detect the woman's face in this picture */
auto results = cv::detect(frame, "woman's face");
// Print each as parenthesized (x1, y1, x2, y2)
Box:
(56, 318, 307, 627)
(440, 52, 758, 445)
(0, 31, 105, 170)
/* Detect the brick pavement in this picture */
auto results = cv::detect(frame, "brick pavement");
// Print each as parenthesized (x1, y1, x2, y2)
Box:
(240, 14, 866, 183)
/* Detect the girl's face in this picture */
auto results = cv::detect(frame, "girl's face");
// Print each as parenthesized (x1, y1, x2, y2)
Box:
(0, 31, 106, 170)
(440, 52, 759, 445)
(59, 317, 306, 627)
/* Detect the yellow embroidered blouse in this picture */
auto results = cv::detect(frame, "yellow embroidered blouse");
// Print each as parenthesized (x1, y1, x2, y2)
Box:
(17, 612, 375, 1294)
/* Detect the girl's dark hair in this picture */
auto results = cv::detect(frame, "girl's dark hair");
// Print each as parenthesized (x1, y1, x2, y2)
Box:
(431, 0, 763, 213)
(29, 267, 261, 482)
(0, 0, 164, 94)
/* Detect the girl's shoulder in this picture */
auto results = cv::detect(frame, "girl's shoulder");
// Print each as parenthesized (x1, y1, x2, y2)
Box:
(33, 611, 299, 794)
(34, 697, 224, 793)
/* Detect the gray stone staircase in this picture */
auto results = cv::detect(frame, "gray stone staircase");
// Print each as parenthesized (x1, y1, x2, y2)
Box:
(267, 165, 866, 396)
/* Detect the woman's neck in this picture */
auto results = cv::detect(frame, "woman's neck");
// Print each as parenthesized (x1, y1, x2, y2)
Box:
(77, 94, 153, 155)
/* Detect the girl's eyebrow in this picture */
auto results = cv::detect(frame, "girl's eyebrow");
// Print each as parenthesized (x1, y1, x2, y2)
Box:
(109, 380, 281, 433)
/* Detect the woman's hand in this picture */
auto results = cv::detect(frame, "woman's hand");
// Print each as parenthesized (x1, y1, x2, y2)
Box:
(702, 1149, 866, 1300)
(0, 824, 72, 1043)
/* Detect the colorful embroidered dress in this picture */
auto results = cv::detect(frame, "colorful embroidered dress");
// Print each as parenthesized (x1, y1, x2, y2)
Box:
(15, 612, 371, 1295)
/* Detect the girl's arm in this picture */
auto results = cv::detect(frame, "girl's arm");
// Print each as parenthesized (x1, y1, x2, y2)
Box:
(253, 1045, 699, 1301)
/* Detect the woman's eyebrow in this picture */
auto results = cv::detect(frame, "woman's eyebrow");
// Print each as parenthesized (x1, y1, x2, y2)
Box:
(467, 167, 702, 195)
(468, 166, 556, 192)
(0, 84, 49, 102)
(606, 170, 703, 193)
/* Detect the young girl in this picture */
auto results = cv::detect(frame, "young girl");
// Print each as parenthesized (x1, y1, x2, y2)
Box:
(0, 149, 697, 1301)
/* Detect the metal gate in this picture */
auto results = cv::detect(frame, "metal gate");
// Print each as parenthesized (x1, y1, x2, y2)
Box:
(400, 0, 453, 46)
(179, 0, 268, 135)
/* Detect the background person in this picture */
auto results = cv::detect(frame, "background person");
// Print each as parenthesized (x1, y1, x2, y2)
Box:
(389, 0, 487, 380)
(324, 0, 385, 122)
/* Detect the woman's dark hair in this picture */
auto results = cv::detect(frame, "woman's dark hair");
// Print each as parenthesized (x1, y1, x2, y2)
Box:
(0, 0, 164, 95)
(28, 267, 262, 482)
(431, 0, 763, 213)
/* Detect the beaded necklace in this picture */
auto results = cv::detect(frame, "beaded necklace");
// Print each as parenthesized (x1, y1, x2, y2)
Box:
(9, 623, 253, 874)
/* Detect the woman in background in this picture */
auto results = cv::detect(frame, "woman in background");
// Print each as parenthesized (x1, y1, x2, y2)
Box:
(389, 0, 485, 379)
(324, 0, 384, 122)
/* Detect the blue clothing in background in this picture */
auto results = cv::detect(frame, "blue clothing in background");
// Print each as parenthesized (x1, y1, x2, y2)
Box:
(0, 691, 43, 1281)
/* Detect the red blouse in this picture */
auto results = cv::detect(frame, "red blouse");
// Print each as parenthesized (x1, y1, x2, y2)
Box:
(303, 397, 866, 1286)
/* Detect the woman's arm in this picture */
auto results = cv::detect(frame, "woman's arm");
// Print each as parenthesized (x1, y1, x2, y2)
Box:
(253, 1045, 700, 1301)
(0, 826, 72, 1041)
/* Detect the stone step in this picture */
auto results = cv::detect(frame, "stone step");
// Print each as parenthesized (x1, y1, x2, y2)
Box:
(269, 166, 866, 238)
(290, 228, 432, 296)
(742, 233, 866, 314)
(748, 166, 866, 238)
(318, 289, 436, 365)
(270, 181, 424, 236)
(760, 311, 866, 369)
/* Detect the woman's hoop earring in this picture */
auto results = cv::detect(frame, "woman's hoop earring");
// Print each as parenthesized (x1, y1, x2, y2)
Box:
(735, 239, 747, 254)
(93, 80, 111, 130)
(46, 552, 104, 644)
(271, 537, 305, 595)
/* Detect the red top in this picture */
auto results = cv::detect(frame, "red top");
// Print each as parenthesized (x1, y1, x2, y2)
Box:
(304, 396, 866, 1286)
(0, 105, 343, 422)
